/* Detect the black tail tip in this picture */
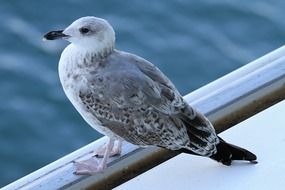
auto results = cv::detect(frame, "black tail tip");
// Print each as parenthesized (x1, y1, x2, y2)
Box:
(250, 160, 258, 164)
(212, 151, 258, 166)
(210, 138, 258, 166)
(244, 151, 258, 164)
(245, 151, 257, 161)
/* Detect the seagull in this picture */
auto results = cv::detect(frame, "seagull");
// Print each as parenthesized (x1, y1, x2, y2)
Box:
(43, 16, 257, 175)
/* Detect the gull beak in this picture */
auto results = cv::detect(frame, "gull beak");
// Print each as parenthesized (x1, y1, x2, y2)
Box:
(43, 30, 70, 41)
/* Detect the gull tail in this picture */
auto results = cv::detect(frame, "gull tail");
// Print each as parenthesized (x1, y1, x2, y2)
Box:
(210, 137, 257, 166)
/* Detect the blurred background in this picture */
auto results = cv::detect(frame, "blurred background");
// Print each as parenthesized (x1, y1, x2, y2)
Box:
(0, 0, 285, 187)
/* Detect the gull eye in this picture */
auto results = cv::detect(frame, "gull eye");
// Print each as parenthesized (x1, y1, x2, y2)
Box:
(79, 27, 90, 34)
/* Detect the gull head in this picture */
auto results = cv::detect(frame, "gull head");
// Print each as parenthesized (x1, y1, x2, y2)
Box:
(43, 16, 115, 51)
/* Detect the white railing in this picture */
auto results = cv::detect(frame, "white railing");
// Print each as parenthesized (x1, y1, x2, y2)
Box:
(2, 46, 285, 190)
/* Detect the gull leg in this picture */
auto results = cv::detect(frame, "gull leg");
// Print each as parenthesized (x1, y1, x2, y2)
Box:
(99, 138, 114, 170)
(73, 138, 114, 175)
(95, 139, 122, 158)
(113, 139, 122, 155)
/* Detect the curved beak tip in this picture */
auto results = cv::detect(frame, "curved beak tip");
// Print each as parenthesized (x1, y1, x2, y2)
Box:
(43, 30, 69, 41)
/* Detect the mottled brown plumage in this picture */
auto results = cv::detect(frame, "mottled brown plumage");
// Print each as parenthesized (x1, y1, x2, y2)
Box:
(76, 50, 219, 156)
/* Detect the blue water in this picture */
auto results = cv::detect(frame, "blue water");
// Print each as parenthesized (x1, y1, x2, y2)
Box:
(0, 0, 285, 187)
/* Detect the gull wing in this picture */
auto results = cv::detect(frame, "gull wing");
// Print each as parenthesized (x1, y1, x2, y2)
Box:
(78, 51, 218, 155)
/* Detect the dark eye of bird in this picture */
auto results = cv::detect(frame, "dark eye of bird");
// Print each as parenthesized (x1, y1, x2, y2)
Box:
(79, 27, 90, 34)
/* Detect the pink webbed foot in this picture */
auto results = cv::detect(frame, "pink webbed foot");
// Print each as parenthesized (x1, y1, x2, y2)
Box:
(73, 158, 105, 175)
(73, 138, 118, 175)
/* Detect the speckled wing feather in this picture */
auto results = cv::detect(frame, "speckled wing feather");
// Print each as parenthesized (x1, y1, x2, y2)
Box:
(78, 50, 219, 156)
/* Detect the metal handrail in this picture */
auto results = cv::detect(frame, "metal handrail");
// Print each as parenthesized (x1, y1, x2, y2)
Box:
(3, 46, 285, 190)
